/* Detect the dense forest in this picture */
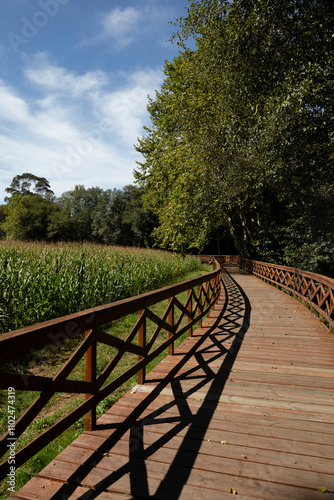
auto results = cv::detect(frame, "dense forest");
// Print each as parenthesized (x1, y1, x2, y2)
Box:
(135, 0, 334, 276)
(0, 173, 158, 248)
(1, 0, 333, 277)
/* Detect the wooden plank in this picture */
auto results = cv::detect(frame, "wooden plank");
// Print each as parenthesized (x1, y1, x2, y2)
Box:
(67, 431, 334, 476)
(12, 268, 334, 500)
(101, 403, 334, 446)
(106, 396, 334, 434)
(13, 474, 257, 500)
(51, 443, 334, 492)
(36, 455, 332, 500)
(10, 476, 134, 499)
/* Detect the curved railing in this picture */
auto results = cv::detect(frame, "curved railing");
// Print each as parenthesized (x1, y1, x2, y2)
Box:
(238, 257, 334, 332)
(0, 260, 221, 480)
(200, 255, 334, 332)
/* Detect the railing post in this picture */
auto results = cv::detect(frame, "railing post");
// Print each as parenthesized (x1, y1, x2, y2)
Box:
(138, 310, 146, 385)
(187, 289, 193, 337)
(205, 280, 210, 313)
(197, 284, 202, 328)
(168, 297, 174, 355)
(85, 329, 96, 431)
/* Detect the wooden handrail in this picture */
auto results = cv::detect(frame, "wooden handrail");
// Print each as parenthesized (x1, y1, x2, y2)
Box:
(200, 255, 334, 332)
(0, 260, 221, 480)
(238, 257, 334, 332)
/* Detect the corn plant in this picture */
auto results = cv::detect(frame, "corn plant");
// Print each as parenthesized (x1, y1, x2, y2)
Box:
(0, 241, 202, 334)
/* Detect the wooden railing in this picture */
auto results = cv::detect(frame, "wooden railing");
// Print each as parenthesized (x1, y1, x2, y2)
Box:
(0, 260, 221, 481)
(238, 257, 334, 332)
(200, 255, 334, 332)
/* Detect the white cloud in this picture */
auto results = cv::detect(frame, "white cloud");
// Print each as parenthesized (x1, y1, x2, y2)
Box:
(24, 53, 107, 97)
(97, 68, 162, 144)
(82, 2, 177, 50)
(99, 7, 142, 47)
(0, 57, 163, 203)
(0, 81, 30, 125)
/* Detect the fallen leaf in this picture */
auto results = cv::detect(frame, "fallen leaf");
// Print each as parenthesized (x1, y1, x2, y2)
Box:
(195, 398, 202, 401)
(317, 487, 327, 494)
(221, 440, 228, 444)
(241, 455, 248, 459)
(230, 488, 237, 495)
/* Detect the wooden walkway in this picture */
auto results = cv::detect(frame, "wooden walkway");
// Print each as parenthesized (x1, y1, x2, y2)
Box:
(10, 267, 334, 500)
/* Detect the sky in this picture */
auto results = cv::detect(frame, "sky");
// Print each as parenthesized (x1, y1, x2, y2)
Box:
(0, 0, 191, 203)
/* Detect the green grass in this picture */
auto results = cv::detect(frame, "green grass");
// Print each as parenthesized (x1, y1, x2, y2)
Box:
(0, 243, 211, 499)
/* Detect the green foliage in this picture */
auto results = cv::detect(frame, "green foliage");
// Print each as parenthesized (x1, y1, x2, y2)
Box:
(92, 185, 158, 247)
(1, 194, 55, 241)
(0, 241, 203, 333)
(0, 206, 6, 239)
(48, 185, 104, 242)
(2, 174, 158, 248)
(135, 0, 334, 275)
(4, 172, 53, 201)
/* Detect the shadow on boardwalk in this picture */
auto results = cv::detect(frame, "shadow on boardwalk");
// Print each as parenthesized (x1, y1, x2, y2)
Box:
(50, 270, 251, 499)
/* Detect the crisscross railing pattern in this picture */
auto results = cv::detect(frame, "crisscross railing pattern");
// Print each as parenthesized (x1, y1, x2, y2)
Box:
(238, 258, 334, 331)
(0, 260, 220, 481)
(200, 255, 334, 332)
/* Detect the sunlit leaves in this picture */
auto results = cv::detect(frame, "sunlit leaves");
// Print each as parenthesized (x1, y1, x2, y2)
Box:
(135, 0, 334, 274)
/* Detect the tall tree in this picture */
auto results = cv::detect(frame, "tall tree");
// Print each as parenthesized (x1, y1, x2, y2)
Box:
(92, 185, 157, 247)
(135, 0, 334, 274)
(5, 173, 54, 201)
(48, 185, 103, 242)
(1, 194, 55, 241)
(2, 174, 55, 241)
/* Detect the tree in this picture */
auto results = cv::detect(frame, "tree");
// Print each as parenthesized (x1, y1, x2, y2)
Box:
(121, 185, 159, 248)
(2, 173, 55, 241)
(0, 205, 7, 239)
(1, 194, 55, 241)
(135, 0, 334, 274)
(48, 185, 103, 242)
(92, 185, 158, 247)
(5, 173, 54, 201)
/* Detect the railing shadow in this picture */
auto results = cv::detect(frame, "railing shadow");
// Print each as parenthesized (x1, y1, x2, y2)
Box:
(50, 269, 251, 499)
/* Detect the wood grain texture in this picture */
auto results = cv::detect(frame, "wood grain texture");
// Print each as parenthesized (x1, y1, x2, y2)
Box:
(13, 266, 334, 499)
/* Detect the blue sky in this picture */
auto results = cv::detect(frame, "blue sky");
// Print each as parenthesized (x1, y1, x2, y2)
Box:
(0, 0, 190, 202)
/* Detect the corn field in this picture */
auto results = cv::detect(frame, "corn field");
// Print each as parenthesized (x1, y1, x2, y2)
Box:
(0, 241, 202, 334)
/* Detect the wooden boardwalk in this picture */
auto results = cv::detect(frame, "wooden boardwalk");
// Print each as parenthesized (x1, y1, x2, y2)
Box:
(11, 267, 334, 500)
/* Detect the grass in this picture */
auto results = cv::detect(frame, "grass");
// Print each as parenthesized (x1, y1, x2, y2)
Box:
(0, 242, 211, 499)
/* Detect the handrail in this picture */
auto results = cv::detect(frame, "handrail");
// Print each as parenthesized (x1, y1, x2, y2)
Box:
(0, 260, 221, 480)
(200, 255, 334, 332)
(238, 257, 334, 332)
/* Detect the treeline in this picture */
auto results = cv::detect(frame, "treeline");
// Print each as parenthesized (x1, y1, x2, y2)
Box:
(0, 173, 158, 247)
(135, 0, 334, 277)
